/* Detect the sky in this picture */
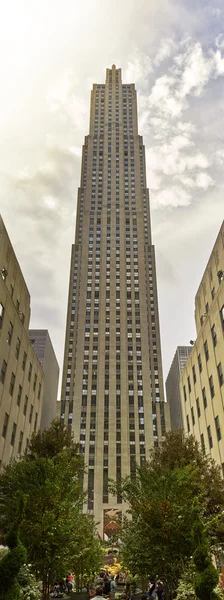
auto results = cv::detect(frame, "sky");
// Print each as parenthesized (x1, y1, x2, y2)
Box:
(0, 0, 224, 397)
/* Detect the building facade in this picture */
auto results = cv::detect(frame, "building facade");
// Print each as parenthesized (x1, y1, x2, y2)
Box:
(180, 222, 224, 473)
(166, 346, 192, 430)
(60, 65, 170, 533)
(0, 216, 44, 466)
(29, 330, 59, 430)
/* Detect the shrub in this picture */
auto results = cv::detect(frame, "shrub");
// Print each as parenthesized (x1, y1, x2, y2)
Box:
(194, 564, 219, 600)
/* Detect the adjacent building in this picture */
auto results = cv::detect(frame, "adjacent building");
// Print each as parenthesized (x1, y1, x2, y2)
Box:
(29, 330, 59, 429)
(59, 65, 170, 534)
(180, 222, 224, 473)
(166, 346, 192, 430)
(0, 216, 44, 466)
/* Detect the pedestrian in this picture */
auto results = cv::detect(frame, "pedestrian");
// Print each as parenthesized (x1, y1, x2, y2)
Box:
(94, 587, 104, 600)
(104, 571, 111, 595)
(157, 582, 164, 600)
(149, 581, 157, 599)
(110, 576, 116, 600)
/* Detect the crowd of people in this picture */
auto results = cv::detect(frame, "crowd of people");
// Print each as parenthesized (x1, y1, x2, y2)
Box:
(50, 569, 166, 600)
(90, 571, 166, 600)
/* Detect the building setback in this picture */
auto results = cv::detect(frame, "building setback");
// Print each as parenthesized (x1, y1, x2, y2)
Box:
(59, 65, 170, 534)
(0, 216, 44, 466)
(180, 221, 224, 473)
(29, 330, 59, 430)
(166, 346, 192, 430)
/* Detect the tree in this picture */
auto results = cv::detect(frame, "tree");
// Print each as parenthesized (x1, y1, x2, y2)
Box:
(0, 420, 98, 600)
(70, 513, 103, 591)
(119, 463, 203, 591)
(0, 492, 27, 600)
(114, 430, 224, 593)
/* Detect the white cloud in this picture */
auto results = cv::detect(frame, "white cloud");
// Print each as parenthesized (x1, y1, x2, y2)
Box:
(195, 172, 214, 189)
(154, 38, 176, 66)
(152, 186, 192, 208)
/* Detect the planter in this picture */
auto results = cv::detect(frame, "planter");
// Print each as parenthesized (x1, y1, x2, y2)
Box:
(70, 593, 89, 600)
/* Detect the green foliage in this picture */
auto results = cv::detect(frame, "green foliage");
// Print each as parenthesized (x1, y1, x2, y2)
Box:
(0, 420, 100, 597)
(194, 564, 219, 600)
(113, 430, 224, 591)
(2, 581, 22, 600)
(71, 514, 103, 591)
(17, 565, 41, 600)
(0, 492, 26, 599)
(192, 501, 219, 600)
(175, 565, 195, 600)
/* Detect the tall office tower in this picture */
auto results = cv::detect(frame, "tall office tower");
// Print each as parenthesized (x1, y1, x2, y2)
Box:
(180, 222, 224, 473)
(0, 216, 44, 466)
(60, 65, 170, 534)
(166, 346, 192, 430)
(29, 330, 59, 430)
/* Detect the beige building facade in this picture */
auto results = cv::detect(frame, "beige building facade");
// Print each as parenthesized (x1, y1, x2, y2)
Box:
(0, 216, 44, 466)
(180, 222, 224, 473)
(59, 65, 170, 534)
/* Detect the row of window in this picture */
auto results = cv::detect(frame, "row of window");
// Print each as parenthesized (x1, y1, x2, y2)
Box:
(187, 415, 222, 449)
(2, 408, 38, 446)
(0, 358, 41, 397)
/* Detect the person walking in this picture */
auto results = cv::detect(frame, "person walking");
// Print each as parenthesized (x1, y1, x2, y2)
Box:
(110, 576, 116, 600)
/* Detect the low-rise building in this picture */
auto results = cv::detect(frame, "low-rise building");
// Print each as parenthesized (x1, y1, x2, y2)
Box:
(29, 330, 59, 429)
(180, 222, 224, 473)
(0, 216, 44, 466)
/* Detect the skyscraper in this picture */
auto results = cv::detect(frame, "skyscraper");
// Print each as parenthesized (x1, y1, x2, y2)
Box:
(29, 330, 59, 430)
(166, 346, 192, 430)
(60, 65, 170, 534)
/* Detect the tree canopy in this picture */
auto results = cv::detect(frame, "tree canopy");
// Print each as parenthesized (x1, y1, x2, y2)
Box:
(114, 430, 224, 592)
(0, 420, 102, 599)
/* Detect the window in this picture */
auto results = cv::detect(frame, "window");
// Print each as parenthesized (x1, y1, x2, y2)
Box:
(207, 425, 213, 449)
(215, 415, 222, 442)
(18, 431, 23, 454)
(33, 373, 37, 391)
(29, 404, 33, 424)
(23, 395, 28, 416)
(217, 362, 223, 386)
(211, 325, 217, 347)
(201, 433, 205, 455)
(7, 322, 13, 345)
(11, 422, 17, 446)
(211, 287, 215, 300)
(198, 354, 202, 373)
(202, 387, 207, 408)
(192, 365, 196, 384)
(196, 397, 201, 418)
(0, 359, 7, 384)
(209, 375, 215, 399)
(187, 376, 191, 393)
(22, 352, 27, 371)
(15, 337, 21, 359)
(2, 413, 9, 438)
(17, 384, 22, 407)
(28, 362, 32, 382)
(34, 412, 38, 432)
(186, 414, 190, 433)
(9, 372, 15, 396)
(0, 303, 4, 328)
(204, 340, 209, 361)
(220, 305, 224, 331)
(191, 407, 195, 426)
